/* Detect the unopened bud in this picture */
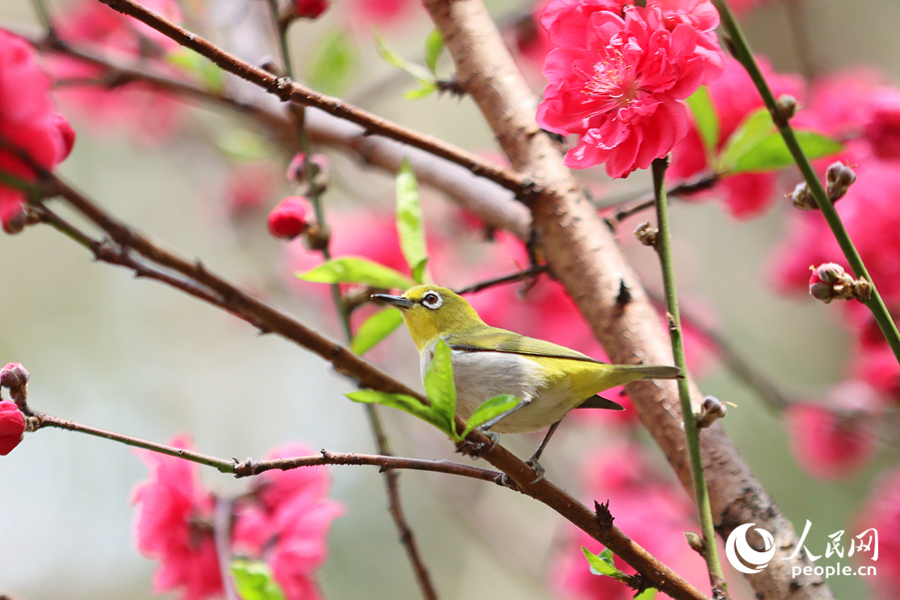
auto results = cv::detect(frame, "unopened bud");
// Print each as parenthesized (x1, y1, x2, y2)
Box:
(825, 162, 856, 203)
(789, 182, 817, 211)
(0, 363, 29, 390)
(267, 196, 310, 240)
(808, 263, 871, 304)
(696, 396, 727, 428)
(776, 95, 798, 121)
(633, 221, 658, 247)
(684, 531, 705, 555)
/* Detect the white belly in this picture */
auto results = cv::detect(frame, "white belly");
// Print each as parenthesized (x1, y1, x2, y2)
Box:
(420, 341, 578, 434)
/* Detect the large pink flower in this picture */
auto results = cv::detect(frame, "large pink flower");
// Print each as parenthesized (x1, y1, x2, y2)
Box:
(536, 0, 723, 178)
(132, 436, 223, 600)
(0, 29, 75, 232)
(669, 55, 805, 218)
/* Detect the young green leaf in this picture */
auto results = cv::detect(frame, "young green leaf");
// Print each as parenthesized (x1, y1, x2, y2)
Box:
(404, 83, 437, 100)
(461, 394, 520, 438)
(729, 130, 843, 174)
(167, 48, 225, 93)
(231, 559, 287, 600)
(634, 588, 658, 600)
(346, 390, 451, 435)
(424, 29, 444, 76)
(715, 108, 774, 172)
(296, 256, 413, 290)
(423, 339, 457, 436)
(351, 307, 404, 355)
(396, 160, 429, 283)
(374, 31, 433, 86)
(686, 86, 719, 160)
(308, 30, 357, 96)
(582, 547, 627, 579)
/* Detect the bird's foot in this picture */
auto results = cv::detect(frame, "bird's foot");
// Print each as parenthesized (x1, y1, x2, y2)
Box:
(456, 430, 499, 459)
(525, 456, 546, 484)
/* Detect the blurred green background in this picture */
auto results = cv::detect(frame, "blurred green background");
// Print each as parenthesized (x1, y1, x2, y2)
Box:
(1, 0, 898, 599)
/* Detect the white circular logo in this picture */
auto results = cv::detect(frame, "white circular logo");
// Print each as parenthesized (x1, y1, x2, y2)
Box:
(725, 523, 776, 574)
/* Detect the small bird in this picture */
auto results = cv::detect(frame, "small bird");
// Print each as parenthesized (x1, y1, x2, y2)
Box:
(372, 284, 682, 476)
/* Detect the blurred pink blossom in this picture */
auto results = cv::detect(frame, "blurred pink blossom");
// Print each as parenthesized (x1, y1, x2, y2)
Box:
(536, 0, 723, 178)
(0, 29, 75, 232)
(48, 0, 187, 144)
(856, 467, 900, 599)
(133, 436, 222, 600)
(133, 439, 340, 600)
(668, 55, 805, 218)
(268, 196, 311, 239)
(786, 381, 880, 480)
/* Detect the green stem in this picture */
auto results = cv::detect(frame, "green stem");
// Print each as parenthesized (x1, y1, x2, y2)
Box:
(713, 0, 900, 367)
(652, 158, 728, 599)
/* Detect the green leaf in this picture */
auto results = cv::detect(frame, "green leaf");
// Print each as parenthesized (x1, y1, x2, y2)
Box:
(308, 30, 357, 96)
(403, 83, 437, 100)
(351, 307, 404, 355)
(634, 588, 658, 600)
(411, 258, 429, 285)
(729, 130, 843, 174)
(423, 339, 457, 437)
(424, 29, 444, 75)
(582, 547, 626, 579)
(346, 390, 450, 434)
(215, 128, 272, 160)
(231, 559, 286, 600)
(716, 108, 774, 172)
(375, 31, 433, 86)
(296, 256, 413, 290)
(461, 394, 520, 438)
(395, 160, 429, 283)
(686, 86, 719, 160)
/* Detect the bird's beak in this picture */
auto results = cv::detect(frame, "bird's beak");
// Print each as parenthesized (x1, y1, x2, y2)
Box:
(371, 293, 415, 309)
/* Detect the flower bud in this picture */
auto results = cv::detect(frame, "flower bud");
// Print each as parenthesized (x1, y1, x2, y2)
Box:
(0, 401, 25, 456)
(696, 396, 727, 428)
(808, 263, 871, 304)
(633, 221, 657, 247)
(288, 0, 329, 20)
(0, 363, 29, 390)
(267, 196, 310, 239)
(825, 162, 856, 203)
(776, 95, 798, 121)
(684, 531, 705, 555)
(789, 182, 817, 211)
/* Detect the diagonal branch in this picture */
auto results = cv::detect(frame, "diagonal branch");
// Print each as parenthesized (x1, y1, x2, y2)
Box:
(88, 0, 533, 196)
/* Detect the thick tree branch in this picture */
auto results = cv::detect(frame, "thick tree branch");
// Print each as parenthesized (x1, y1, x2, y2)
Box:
(420, 0, 831, 598)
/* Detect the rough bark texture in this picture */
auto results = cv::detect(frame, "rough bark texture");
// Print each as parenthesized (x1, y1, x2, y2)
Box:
(422, 0, 831, 598)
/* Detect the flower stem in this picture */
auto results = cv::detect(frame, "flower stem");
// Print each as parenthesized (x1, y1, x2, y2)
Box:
(713, 0, 900, 367)
(652, 158, 729, 599)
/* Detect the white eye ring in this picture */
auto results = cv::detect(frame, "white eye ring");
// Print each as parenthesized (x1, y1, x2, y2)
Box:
(421, 291, 443, 310)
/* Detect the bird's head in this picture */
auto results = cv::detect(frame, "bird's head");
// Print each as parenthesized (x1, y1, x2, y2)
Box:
(371, 285, 484, 352)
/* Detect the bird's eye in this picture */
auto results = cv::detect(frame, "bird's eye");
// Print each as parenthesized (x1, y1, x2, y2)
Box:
(421, 291, 443, 310)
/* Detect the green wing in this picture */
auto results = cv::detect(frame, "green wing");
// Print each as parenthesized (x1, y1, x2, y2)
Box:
(444, 327, 603, 363)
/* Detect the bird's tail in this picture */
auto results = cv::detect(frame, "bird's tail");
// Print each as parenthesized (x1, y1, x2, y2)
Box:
(633, 365, 683, 380)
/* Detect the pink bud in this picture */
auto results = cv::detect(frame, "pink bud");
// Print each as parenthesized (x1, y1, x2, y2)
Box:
(267, 196, 310, 239)
(0, 363, 29, 389)
(295, 0, 329, 19)
(0, 401, 25, 455)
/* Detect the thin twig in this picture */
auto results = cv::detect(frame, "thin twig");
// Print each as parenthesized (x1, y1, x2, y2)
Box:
(603, 172, 720, 229)
(454, 264, 549, 295)
(651, 158, 729, 599)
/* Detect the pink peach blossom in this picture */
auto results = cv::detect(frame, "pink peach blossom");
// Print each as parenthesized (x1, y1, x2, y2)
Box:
(0, 30, 75, 232)
(536, 0, 723, 178)
(0, 401, 25, 455)
(132, 436, 222, 600)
